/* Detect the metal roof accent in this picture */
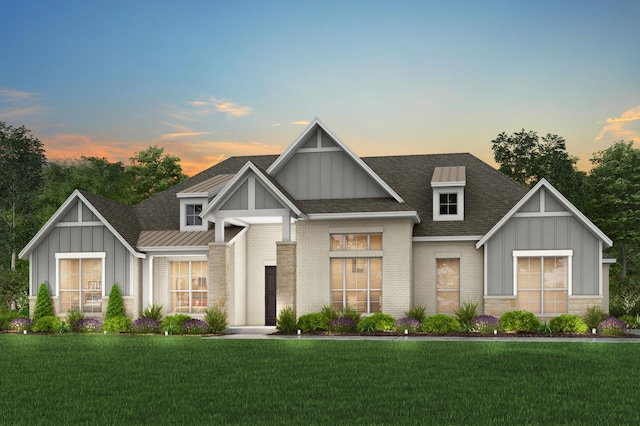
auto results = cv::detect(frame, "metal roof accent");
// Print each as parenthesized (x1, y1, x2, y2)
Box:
(431, 166, 466, 187)
(177, 174, 235, 198)
(137, 227, 244, 249)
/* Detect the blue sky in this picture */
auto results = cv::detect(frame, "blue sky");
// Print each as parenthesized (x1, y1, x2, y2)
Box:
(1, 0, 639, 175)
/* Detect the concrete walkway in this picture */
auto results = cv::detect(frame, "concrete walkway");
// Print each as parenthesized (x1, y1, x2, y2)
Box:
(219, 326, 640, 342)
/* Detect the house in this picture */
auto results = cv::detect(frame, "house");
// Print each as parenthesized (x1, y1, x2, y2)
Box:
(19, 119, 614, 324)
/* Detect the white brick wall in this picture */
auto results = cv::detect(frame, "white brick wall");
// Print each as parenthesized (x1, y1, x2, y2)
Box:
(296, 218, 414, 319)
(412, 241, 484, 316)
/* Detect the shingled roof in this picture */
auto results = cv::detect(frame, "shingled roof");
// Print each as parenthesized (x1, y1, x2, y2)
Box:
(68, 151, 527, 250)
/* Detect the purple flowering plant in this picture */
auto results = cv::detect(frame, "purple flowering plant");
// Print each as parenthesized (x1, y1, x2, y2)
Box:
(130, 318, 161, 334)
(329, 317, 356, 332)
(394, 317, 421, 332)
(470, 315, 500, 333)
(597, 316, 629, 336)
(182, 319, 209, 335)
(9, 318, 33, 331)
(74, 318, 103, 333)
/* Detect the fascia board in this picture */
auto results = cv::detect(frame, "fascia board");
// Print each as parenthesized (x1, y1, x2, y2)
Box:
(307, 211, 420, 223)
(413, 235, 483, 242)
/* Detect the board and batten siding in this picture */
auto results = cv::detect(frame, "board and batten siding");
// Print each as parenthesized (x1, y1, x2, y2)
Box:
(29, 222, 131, 296)
(275, 150, 388, 200)
(486, 215, 600, 296)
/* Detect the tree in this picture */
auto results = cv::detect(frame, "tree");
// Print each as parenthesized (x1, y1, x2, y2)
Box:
(128, 146, 188, 204)
(105, 284, 125, 319)
(491, 130, 587, 209)
(0, 122, 46, 270)
(33, 283, 54, 321)
(586, 141, 640, 280)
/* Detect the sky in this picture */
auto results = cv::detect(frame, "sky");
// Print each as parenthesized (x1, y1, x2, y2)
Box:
(1, 0, 639, 176)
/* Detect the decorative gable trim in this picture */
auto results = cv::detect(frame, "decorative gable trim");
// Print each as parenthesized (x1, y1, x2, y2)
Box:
(200, 162, 304, 220)
(476, 179, 612, 249)
(19, 190, 145, 259)
(266, 118, 404, 203)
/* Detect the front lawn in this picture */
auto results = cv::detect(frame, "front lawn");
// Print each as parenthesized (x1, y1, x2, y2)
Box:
(1, 334, 638, 425)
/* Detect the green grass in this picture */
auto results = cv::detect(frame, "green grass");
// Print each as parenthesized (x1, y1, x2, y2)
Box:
(1, 334, 638, 425)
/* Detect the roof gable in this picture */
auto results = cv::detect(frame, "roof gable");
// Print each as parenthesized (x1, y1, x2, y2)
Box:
(267, 118, 403, 202)
(476, 179, 612, 249)
(201, 161, 303, 220)
(20, 190, 143, 259)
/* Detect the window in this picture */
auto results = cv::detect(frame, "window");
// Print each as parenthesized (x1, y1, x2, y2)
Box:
(330, 233, 382, 313)
(439, 193, 458, 215)
(436, 259, 459, 313)
(517, 256, 568, 314)
(57, 253, 105, 314)
(170, 260, 208, 313)
(185, 204, 203, 226)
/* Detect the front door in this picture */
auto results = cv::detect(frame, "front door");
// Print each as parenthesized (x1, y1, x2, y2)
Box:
(265, 266, 277, 325)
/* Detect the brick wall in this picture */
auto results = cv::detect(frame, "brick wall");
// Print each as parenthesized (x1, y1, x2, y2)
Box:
(413, 241, 484, 316)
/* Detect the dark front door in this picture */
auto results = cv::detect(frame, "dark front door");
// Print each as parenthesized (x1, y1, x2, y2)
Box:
(265, 266, 277, 326)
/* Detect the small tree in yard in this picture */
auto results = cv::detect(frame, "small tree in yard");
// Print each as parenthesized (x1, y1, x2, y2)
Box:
(33, 283, 54, 322)
(105, 284, 125, 320)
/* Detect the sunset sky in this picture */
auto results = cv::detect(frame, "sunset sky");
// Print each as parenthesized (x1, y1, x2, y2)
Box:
(1, 0, 639, 176)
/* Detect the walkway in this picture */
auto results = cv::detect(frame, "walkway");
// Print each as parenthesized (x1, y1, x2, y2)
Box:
(220, 326, 640, 342)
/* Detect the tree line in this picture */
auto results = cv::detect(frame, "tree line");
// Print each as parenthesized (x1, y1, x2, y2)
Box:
(1, 121, 639, 315)
(0, 121, 188, 309)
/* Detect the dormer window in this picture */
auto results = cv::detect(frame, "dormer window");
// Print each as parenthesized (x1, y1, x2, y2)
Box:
(186, 204, 203, 226)
(432, 166, 466, 222)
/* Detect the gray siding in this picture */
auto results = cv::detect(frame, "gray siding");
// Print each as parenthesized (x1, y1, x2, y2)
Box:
(30, 224, 131, 296)
(255, 182, 283, 209)
(486, 215, 600, 296)
(275, 151, 388, 200)
(221, 180, 249, 210)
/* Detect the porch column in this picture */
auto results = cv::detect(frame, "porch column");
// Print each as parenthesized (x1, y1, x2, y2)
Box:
(208, 242, 230, 318)
(276, 241, 297, 315)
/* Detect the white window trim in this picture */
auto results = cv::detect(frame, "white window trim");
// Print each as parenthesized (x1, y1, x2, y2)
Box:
(179, 198, 208, 232)
(436, 258, 461, 314)
(55, 252, 106, 297)
(168, 258, 209, 314)
(433, 187, 464, 221)
(512, 249, 573, 299)
(331, 257, 382, 314)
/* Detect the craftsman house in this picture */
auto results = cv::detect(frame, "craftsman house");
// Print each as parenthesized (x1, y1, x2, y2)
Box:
(19, 119, 613, 325)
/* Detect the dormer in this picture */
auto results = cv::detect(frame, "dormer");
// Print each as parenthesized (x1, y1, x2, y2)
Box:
(431, 166, 466, 221)
(176, 174, 234, 231)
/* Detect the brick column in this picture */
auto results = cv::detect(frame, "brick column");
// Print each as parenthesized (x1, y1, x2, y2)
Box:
(276, 241, 297, 314)
(209, 242, 231, 318)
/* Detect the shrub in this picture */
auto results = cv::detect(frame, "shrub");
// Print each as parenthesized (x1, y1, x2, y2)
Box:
(340, 305, 361, 325)
(140, 304, 163, 322)
(182, 319, 210, 334)
(320, 305, 339, 322)
(74, 318, 103, 333)
(404, 305, 427, 324)
(204, 307, 228, 334)
(454, 302, 478, 330)
(329, 317, 356, 332)
(65, 307, 84, 330)
(0, 311, 21, 330)
(356, 313, 396, 332)
(499, 310, 542, 332)
(33, 283, 54, 322)
(395, 317, 420, 332)
(598, 316, 629, 336)
(276, 306, 297, 333)
(583, 305, 608, 330)
(130, 318, 161, 334)
(297, 313, 330, 332)
(470, 315, 500, 333)
(8, 317, 33, 331)
(103, 316, 132, 333)
(105, 284, 125, 320)
(549, 314, 588, 333)
(162, 314, 192, 334)
(421, 314, 461, 333)
(619, 315, 635, 328)
(33, 316, 63, 333)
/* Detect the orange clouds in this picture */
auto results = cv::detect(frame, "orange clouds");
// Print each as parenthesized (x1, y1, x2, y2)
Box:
(595, 105, 640, 143)
(42, 133, 283, 177)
